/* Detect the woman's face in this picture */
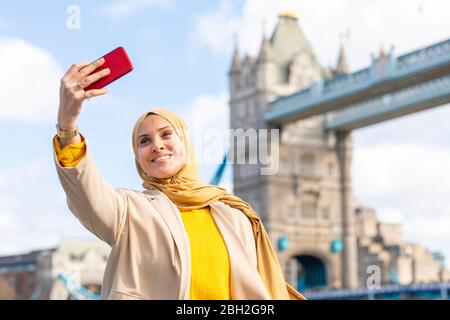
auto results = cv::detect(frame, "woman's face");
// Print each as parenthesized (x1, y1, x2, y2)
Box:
(136, 115, 187, 179)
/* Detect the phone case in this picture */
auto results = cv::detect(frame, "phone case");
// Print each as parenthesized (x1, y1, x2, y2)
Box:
(84, 46, 134, 91)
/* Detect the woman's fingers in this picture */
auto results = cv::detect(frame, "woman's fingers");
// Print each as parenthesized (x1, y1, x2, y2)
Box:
(84, 88, 109, 100)
(76, 58, 105, 79)
(77, 67, 110, 89)
(62, 58, 107, 90)
(62, 62, 89, 82)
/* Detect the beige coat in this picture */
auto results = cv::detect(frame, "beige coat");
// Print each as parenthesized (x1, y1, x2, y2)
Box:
(54, 145, 271, 300)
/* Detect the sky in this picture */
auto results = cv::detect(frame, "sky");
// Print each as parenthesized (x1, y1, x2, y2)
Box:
(1, 0, 450, 267)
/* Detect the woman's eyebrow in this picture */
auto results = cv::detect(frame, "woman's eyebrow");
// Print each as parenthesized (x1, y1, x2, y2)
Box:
(138, 126, 172, 139)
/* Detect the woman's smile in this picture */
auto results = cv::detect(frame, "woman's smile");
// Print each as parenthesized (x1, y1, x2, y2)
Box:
(152, 154, 173, 163)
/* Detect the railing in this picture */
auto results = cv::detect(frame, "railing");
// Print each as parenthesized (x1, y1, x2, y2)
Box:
(305, 282, 450, 300)
(325, 74, 450, 129)
(267, 37, 450, 122)
(322, 68, 371, 95)
(397, 38, 450, 71)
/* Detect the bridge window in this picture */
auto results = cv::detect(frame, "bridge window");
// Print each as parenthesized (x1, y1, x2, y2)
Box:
(301, 202, 316, 219)
(300, 154, 315, 177)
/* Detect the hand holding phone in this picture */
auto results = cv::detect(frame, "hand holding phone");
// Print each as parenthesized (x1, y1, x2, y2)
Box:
(57, 47, 134, 144)
(84, 46, 134, 91)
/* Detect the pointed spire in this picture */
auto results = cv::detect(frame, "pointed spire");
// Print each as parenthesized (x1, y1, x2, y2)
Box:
(258, 20, 274, 63)
(271, 7, 315, 83)
(230, 34, 241, 73)
(378, 44, 389, 59)
(335, 43, 349, 74)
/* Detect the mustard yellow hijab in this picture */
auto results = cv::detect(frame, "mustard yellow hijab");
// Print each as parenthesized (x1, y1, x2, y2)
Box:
(132, 108, 305, 300)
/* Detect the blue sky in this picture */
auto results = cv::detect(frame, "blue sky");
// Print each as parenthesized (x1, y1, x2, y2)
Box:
(1, 0, 450, 268)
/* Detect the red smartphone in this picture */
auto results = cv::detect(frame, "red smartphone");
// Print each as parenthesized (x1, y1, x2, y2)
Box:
(84, 46, 134, 91)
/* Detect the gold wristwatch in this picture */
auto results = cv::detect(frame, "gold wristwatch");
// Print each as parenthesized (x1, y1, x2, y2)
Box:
(56, 124, 78, 139)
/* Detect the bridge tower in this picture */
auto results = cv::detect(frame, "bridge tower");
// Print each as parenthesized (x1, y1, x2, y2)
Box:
(229, 11, 359, 290)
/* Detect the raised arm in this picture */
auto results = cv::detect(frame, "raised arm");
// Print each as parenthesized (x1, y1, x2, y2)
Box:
(54, 59, 126, 246)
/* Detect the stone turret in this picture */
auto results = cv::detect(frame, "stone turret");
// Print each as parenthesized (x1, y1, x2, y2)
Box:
(335, 44, 349, 75)
(229, 10, 359, 290)
(256, 31, 278, 91)
(229, 44, 242, 97)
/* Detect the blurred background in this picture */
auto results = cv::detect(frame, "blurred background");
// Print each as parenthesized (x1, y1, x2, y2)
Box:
(0, 0, 450, 300)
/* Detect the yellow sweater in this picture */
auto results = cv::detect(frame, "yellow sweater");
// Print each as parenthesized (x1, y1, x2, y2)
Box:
(53, 136, 231, 300)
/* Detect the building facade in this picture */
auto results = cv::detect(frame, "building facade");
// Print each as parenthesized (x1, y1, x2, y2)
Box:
(355, 203, 447, 286)
(229, 11, 357, 291)
(0, 239, 109, 300)
(228, 11, 447, 291)
(0, 248, 55, 299)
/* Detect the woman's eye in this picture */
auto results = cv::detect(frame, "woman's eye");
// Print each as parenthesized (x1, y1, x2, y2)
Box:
(163, 131, 172, 138)
(140, 138, 150, 145)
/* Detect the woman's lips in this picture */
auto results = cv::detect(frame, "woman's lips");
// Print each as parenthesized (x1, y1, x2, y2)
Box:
(152, 154, 172, 163)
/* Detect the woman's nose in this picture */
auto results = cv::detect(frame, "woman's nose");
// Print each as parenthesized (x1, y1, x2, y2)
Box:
(152, 140, 166, 152)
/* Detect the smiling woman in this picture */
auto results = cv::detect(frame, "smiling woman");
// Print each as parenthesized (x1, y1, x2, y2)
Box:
(136, 115, 187, 179)
(53, 61, 305, 300)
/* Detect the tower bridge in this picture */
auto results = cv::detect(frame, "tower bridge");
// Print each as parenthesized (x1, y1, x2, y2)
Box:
(228, 11, 450, 293)
(265, 38, 450, 130)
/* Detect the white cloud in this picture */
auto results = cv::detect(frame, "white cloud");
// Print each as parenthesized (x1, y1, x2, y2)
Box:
(352, 98, 450, 267)
(185, 90, 229, 131)
(404, 214, 450, 267)
(405, 214, 450, 245)
(176, 91, 230, 184)
(353, 143, 450, 218)
(100, 0, 175, 20)
(0, 37, 62, 123)
(353, 140, 450, 263)
(0, 159, 50, 189)
(0, 203, 23, 254)
(353, 105, 450, 148)
(190, 0, 450, 71)
(0, 195, 93, 255)
(189, 0, 241, 56)
(180, 90, 230, 165)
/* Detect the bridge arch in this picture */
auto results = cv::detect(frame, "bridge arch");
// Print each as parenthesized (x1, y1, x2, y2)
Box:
(285, 248, 337, 291)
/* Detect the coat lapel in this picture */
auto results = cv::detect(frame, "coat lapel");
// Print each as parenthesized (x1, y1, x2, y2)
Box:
(142, 190, 191, 300)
